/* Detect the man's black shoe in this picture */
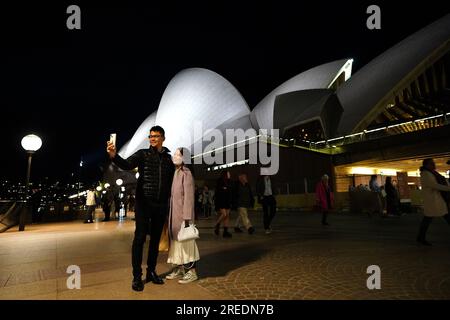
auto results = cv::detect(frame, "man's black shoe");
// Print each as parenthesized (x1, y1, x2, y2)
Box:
(132, 277, 144, 291)
(146, 271, 164, 284)
(248, 227, 255, 234)
(234, 227, 243, 233)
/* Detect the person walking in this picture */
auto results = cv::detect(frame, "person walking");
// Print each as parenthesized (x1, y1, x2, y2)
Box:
(315, 174, 334, 226)
(166, 147, 200, 284)
(385, 176, 400, 216)
(201, 185, 213, 218)
(416, 158, 450, 246)
(214, 170, 233, 238)
(107, 125, 175, 291)
(369, 175, 385, 217)
(256, 172, 277, 234)
(233, 173, 255, 234)
(84, 187, 96, 223)
(101, 188, 114, 221)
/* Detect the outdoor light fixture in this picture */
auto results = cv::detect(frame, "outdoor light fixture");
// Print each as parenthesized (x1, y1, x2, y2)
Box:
(21, 134, 42, 152)
(135, 172, 139, 179)
(19, 134, 43, 231)
(116, 179, 123, 186)
(104, 183, 110, 188)
(96, 186, 102, 192)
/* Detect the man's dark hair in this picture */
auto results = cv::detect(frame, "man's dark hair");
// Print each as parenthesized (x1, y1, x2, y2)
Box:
(420, 158, 434, 171)
(150, 125, 165, 137)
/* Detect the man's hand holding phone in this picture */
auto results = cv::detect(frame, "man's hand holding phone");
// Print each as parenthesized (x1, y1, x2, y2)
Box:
(107, 134, 117, 159)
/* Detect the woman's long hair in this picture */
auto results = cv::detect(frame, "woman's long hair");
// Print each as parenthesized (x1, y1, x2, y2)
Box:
(177, 147, 194, 177)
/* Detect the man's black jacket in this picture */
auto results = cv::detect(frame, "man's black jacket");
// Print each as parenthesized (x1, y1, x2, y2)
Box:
(112, 146, 175, 204)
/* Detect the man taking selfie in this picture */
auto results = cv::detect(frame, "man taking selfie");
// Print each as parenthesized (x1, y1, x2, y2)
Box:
(106, 126, 175, 291)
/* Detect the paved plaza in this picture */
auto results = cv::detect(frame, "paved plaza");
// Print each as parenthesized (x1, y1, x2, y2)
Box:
(1, 209, 450, 300)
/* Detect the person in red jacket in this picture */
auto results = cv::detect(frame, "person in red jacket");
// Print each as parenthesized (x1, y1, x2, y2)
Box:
(315, 174, 334, 226)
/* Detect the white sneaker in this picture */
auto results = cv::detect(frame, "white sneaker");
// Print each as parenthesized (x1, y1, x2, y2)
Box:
(166, 267, 184, 280)
(265, 229, 272, 234)
(178, 270, 198, 284)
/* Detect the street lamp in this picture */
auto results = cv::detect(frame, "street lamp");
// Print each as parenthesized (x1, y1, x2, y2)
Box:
(115, 179, 123, 186)
(20, 134, 42, 231)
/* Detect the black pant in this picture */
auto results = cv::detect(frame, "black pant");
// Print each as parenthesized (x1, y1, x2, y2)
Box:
(417, 214, 450, 240)
(102, 203, 111, 220)
(132, 199, 167, 278)
(262, 195, 276, 230)
(85, 205, 95, 221)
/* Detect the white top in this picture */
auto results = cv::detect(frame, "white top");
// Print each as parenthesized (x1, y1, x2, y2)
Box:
(86, 190, 96, 206)
(420, 170, 450, 217)
(264, 177, 273, 196)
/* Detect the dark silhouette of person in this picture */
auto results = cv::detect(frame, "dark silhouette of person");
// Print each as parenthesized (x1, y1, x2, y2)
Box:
(214, 170, 233, 238)
(385, 176, 400, 216)
(101, 188, 114, 221)
(315, 174, 334, 226)
(256, 173, 277, 234)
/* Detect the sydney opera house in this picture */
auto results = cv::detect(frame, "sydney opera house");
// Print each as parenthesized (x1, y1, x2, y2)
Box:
(107, 13, 450, 210)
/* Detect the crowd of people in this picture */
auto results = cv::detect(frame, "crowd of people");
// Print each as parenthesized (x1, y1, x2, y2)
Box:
(101, 124, 449, 292)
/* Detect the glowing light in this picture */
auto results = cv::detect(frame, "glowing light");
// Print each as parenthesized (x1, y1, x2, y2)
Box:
(116, 179, 123, 186)
(376, 169, 398, 176)
(407, 171, 420, 177)
(348, 167, 376, 175)
(21, 134, 42, 152)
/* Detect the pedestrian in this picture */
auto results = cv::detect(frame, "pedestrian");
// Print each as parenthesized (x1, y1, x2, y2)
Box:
(107, 125, 175, 291)
(315, 174, 334, 226)
(369, 175, 384, 217)
(385, 176, 400, 216)
(214, 170, 233, 238)
(166, 147, 200, 284)
(201, 185, 213, 218)
(84, 187, 96, 223)
(233, 173, 255, 234)
(101, 187, 113, 221)
(416, 158, 450, 246)
(256, 171, 277, 234)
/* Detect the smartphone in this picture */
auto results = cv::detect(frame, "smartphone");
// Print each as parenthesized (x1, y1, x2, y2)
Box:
(110, 133, 117, 146)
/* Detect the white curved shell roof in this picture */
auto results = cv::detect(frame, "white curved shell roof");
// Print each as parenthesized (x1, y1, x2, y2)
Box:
(337, 13, 450, 135)
(251, 59, 353, 130)
(155, 68, 250, 153)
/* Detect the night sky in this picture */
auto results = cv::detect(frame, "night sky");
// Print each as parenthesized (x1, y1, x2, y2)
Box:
(0, 1, 448, 184)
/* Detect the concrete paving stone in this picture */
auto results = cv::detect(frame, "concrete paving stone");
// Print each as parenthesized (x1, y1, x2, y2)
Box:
(2, 212, 450, 299)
